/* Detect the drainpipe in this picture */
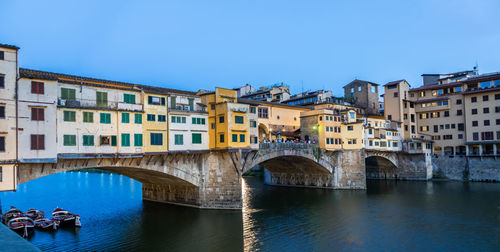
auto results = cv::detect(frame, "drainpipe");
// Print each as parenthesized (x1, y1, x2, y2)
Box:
(14, 48, 19, 191)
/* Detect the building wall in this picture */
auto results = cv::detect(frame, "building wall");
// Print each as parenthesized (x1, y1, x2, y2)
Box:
(344, 80, 380, 114)
(143, 92, 168, 153)
(0, 46, 18, 164)
(256, 104, 305, 140)
(168, 111, 209, 151)
(17, 78, 58, 161)
(363, 117, 402, 151)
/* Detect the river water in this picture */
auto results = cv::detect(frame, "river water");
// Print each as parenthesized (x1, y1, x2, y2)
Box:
(0, 171, 499, 251)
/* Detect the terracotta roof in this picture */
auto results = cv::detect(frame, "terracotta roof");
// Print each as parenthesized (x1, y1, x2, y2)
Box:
(0, 43, 20, 50)
(409, 81, 463, 92)
(343, 79, 380, 88)
(19, 68, 196, 96)
(462, 86, 500, 95)
(237, 98, 310, 110)
(384, 79, 407, 86)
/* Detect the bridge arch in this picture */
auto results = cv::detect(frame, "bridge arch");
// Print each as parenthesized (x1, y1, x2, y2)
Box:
(365, 151, 399, 179)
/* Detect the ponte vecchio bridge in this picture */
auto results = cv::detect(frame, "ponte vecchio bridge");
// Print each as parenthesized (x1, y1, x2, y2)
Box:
(17, 143, 431, 209)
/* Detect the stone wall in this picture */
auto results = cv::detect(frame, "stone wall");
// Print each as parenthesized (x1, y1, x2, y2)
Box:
(334, 149, 366, 189)
(433, 155, 500, 181)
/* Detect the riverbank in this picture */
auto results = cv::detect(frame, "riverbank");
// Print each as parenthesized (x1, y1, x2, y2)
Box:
(0, 223, 40, 251)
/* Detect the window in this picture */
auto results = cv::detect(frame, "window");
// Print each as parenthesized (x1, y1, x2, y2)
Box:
(0, 136, 4, 152)
(420, 91, 425, 97)
(61, 88, 76, 100)
(472, 121, 478, 127)
(471, 97, 477, 103)
(219, 134, 224, 143)
(483, 107, 489, 114)
(358, 86, 361, 92)
(239, 134, 245, 142)
(83, 135, 94, 146)
(258, 108, 268, 118)
(192, 133, 202, 144)
(371, 85, 376, 93)
(497, 119, 500, 125)
(192, 117, 206, 125)
(0, 75, 4, 88)
(0, 51, 3, 60)
(211, 104, 215, 110)
(250, 107, 256, 113)
(350, 87, 354, 94)
(148, 96, 165, 106)
(250, 120, 257, 128)
(211, 123, 215, 129)
(0, 106, 4, 119)
(481, 132, 494, 140)
(122, 113, 130, 123)
(111, 136, 117, 146)
(496, 94, 500, 100)
(443, 135, 453, 140)
(63, 111, 76, 122)
(231, 115, 244, 124)
(31, 134, 45, 150)
(484, 120, 490, 126)
(100, 136, 111, 146)
(347, 126, 353, 131)
(123, 94, 136, 104)
(479, 81, 491, 88)
(349, 112, 355, 119)
(174, 134, 183, 145)
(150, 133, 163, 145)
(100, 113, 111, 124)
(171, 116, 185, 123)
(31, 107, 44, 121)
(456, 99, 462, 104)
(134, 134, 143, 146)
(496, 106, 500, 113)
(388, 115, 392, 120)
(158, 115, 166, 122)
(473, 132, 479, 141)
(121, 134, 130, 147)
(147, 114, 155, 121)
(483, 95, 489, 101)
(393, 92, 398, 97)
(135, 114, 142, 124)
(231, 134, 238, 142)
(458, 134, 463, 139)
(83, 112, 93, 123)
(471, 109, 477, 115)
(96, 91, 108, 108)
(31, 81, 44, 94)
(219, 116, 224, 123)
(63, 135, 76, 146)
(457, 110, 462, 116)
(444, 111, 449, 117)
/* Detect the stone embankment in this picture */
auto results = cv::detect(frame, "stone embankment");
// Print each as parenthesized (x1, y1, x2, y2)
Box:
(432, 156, 500, 181)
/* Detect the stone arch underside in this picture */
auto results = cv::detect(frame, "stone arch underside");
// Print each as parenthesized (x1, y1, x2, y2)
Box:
(365, 155, 398, 179)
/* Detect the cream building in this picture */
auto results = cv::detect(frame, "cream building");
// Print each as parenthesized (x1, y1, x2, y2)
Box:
(300, 110, 342, 150)
(340, 109, 364, 149)
(0, 44, 19, 191)
(167, 93, 209, 152)
(362, 115, 402, 151)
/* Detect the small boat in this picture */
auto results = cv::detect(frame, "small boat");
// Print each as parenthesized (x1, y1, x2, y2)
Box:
(52, 208, 81, 227)
(34, 218, 59, 231)
(26, 208, 45, 219)
(2, 207, 24, 225)
(7, 216, 35, 238)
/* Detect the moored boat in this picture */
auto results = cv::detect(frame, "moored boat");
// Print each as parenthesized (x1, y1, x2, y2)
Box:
(26, 208, 45, 219)
(7, 216, 35, 238)
(52, 208, 81, 227)
(34, 218, 59, 231)
(2, 207, 24, 225)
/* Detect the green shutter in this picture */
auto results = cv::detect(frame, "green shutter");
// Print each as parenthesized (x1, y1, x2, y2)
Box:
(235, 116, 244, 124)
(96, 91, 108, 108)
(232, 134, 238, 142)
(63, 135, 76, 146)
(61, 88, 76, 100)
(182, 117, 186, 123)
(188, 98, 194, 111)
(192, 117, 196, 124)
(83, 112, 93, 123)
(100, 113, 111, 124)
(111, 135, 117, 146)
(240, 134, 245, 142)
(135, 114, 142, 124)
(134, 134, 143, 146)
(161, 97, 166, 106)
(64, 111, 76, 122)
(121, 134, 130, 147)
(201, 118, 205, 125)
(170, 96, 176, 108)
(148, 96, 153, 104)
(150, 133, 163, 146)
(192, 133, 202, 144)
(122, 113, 129, 123)
(83, 135, 94, 146)
(175, 134, 183, 145)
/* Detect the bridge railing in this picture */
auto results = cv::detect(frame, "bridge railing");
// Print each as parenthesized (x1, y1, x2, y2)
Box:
(259, 142, 318, 150)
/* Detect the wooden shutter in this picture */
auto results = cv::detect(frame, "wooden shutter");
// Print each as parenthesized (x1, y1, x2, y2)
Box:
(170, 96, 176, 108)
(188, 98, 194, 111)
(38, 135, 45, 150)
(148, 96, 153, 104)
(0, 136, 5, 152)
(31, 135, 36, 150)
(31, 108, 36, 120)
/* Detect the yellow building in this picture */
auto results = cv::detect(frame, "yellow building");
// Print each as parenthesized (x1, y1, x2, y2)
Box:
(300, 110, 342, 150)
(142, 88, 169, 154)
(200, 88, 250, 150)
(340, 109, 364, 149)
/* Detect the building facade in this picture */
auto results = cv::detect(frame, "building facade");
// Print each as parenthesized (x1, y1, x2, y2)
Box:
(343, 79, 380, 114)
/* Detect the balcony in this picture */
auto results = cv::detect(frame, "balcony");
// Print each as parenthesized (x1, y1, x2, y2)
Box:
(58, 98, 143, 112)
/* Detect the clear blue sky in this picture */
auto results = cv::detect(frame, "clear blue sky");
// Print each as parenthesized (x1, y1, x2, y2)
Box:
(1, 0, 499, 96)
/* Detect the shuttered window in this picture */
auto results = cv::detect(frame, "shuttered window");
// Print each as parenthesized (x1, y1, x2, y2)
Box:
(83, 112, 93, 123)
(63, 111, 76, 122)
(235, 116, 244, 124)
(31, 108, 44, 121)
(61, 88, 76, 100)
(174, 134, 183, 145)
(100, 113, 111, 124)
(96, 91, 108, 108)
(147, 114, 155, 121)
(111, 136, 117, 146)
(122, 113, 130, 123)
(31, 134, 45, 150)
(188, 98, 194, 111)
(170, 96, 176, 108)
(135, 114, 142, 124)
(63, 135, 76, 146)
(240, 134, 245, 142)
(0, 106, 4, 119)
(123, 94, 136, 104)
(0, 75, 4, 88)
(0, 136, 5, 152)
(192, 133, 202, 144)
(121, 134, 130, 147)
(158, 115, 166, 122)
(134, 134, 143, 146)
(232, 134, 238, 142)
(150, 133, 163, 145)
(31, 81, 44, 94)
(83, 135, 94, 146)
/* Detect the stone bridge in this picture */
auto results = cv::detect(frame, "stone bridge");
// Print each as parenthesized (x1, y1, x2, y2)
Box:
(365, 150, 432, 180)
(17, 144, 431, 210)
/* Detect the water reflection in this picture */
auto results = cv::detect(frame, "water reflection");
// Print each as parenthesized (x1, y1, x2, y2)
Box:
(1, 171, 499, 251)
